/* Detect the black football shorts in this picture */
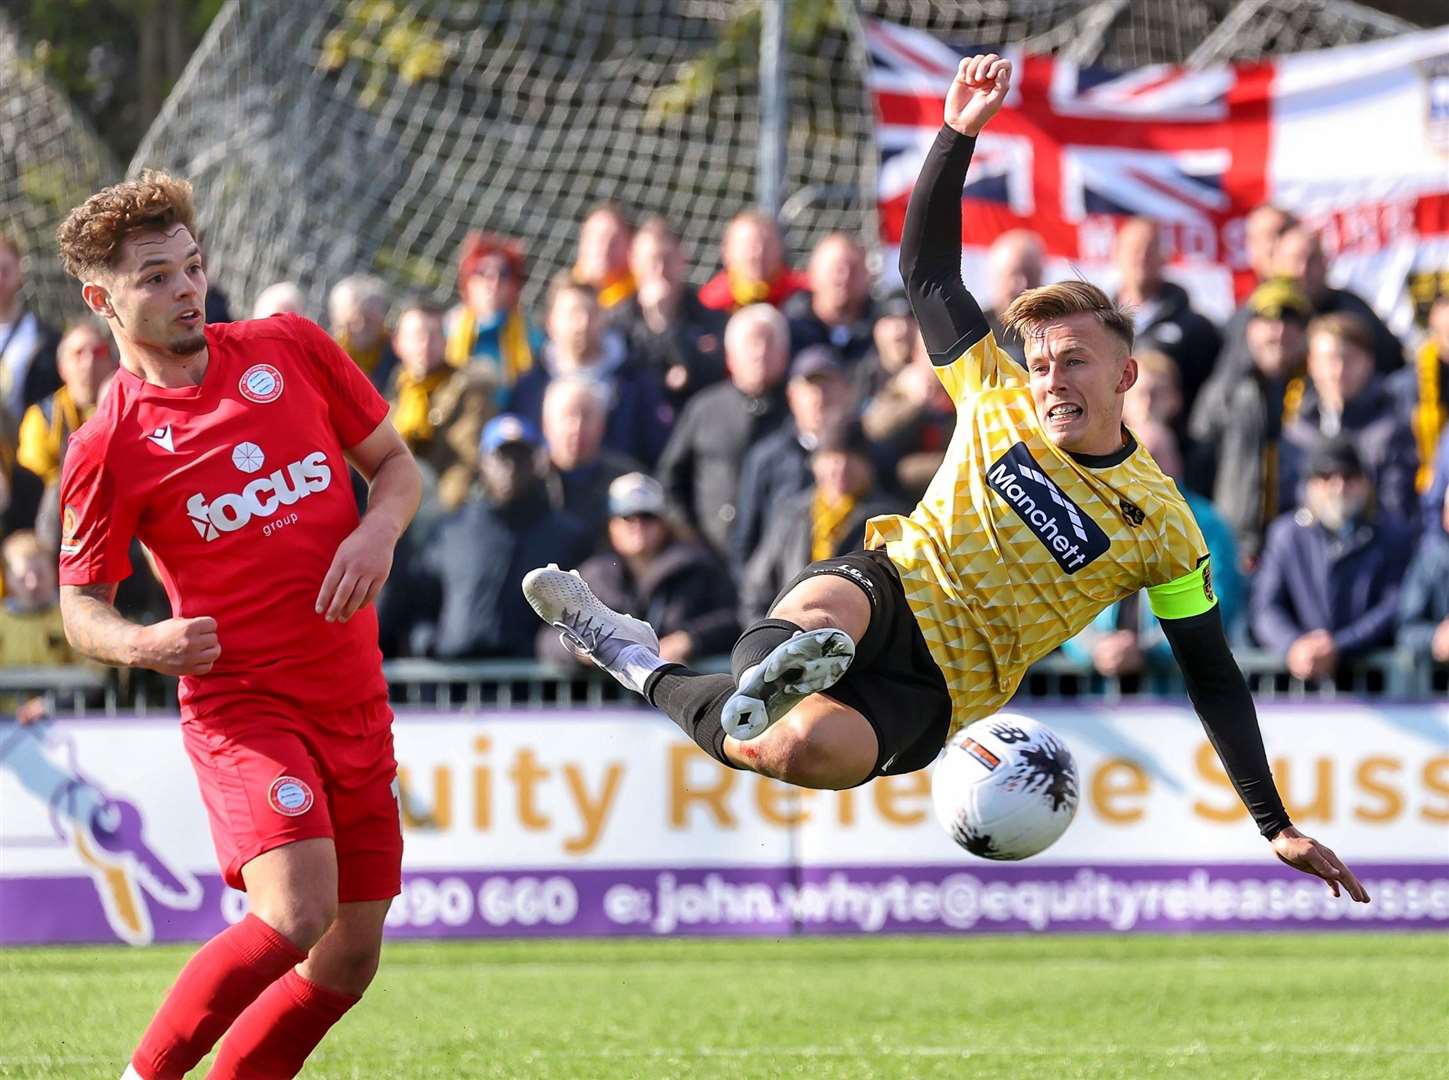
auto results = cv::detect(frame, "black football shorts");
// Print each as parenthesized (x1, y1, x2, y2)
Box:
(772, 548, 952, 778)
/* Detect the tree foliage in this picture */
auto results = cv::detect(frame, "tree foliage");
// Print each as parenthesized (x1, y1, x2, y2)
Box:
(646, 0, 847, 126)
(1, 0, 225, 160)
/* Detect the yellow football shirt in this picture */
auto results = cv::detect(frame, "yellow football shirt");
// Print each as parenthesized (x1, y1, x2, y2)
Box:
(865, 330, 1213, 735)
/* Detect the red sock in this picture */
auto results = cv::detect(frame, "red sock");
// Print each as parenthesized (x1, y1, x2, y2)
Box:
(130, 914, 306, 1080)
(208, 970, 361, 1079)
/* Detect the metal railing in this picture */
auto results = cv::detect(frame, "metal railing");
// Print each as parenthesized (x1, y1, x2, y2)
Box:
(1016, 649, 1438, 702)
(0, 666, 115, 715)
(1, 650, 1441, 717)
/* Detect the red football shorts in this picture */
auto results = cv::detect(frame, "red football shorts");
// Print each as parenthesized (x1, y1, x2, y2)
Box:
(181, 694, 403, 902)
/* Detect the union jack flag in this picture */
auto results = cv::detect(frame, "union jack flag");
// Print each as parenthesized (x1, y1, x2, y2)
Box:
(866, 18, 1272, 299)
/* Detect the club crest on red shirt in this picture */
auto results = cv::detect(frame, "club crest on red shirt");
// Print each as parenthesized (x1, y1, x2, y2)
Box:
(239, 364, 284, 403)
(59, 505, 81, 555)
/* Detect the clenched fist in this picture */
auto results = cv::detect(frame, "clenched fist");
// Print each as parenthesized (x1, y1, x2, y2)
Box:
(132, 616, 221, 676)
(945, 54, 1013, 137)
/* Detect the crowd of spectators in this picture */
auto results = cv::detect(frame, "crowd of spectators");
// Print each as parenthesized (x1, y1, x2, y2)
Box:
(2, 206, 1449, 692)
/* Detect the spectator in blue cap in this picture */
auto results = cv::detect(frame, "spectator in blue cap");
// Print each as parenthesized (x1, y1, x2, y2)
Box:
(403, 413, 591, 658)
(479, 412, 540, 456)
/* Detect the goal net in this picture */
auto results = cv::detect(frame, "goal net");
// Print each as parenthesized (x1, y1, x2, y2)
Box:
(109, 0, 1419, 323)
(0, 11, 121, 325)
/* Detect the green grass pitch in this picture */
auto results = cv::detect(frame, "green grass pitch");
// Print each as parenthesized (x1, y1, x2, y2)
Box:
(2, 934, 1446, 1078)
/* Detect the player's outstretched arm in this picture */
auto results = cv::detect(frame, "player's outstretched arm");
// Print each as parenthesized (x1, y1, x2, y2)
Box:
(944, 53, 1012, 138)
(1159, 605, 1370, 903)
(60, 583, 221, 676)
(899, 54, 1011, 365)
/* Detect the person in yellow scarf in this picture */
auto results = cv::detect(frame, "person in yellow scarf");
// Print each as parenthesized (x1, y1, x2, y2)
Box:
(573, 203, 636, 317)
(389, 300, 497, 513)
(740, 417, 902, 623)
(445, 232, 543, 406)
(697, 210, 809, 314)
(1389, 291, 1448, 493)
(17, 320, 115, 487)
(1189, 277, 1312, 570)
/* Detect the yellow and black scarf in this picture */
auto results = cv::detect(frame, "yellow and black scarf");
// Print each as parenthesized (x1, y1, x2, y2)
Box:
(390, 368, 453, 448)
(727, 270, 775, 309)
(445, 306, 534, 386)
(1260, 375, 1307, 530)
(334, 330, 383, 377)
(578, 267, 636, 310)
(1411, 339, 1444, 493)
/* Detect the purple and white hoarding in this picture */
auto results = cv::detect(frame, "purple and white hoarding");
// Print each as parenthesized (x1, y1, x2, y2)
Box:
(2, 705, 1446, 944)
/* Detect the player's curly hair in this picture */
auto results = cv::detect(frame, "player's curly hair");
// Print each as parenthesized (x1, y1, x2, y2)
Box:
(55, 170, 197, 280)
(1001, 280, 1135, 354)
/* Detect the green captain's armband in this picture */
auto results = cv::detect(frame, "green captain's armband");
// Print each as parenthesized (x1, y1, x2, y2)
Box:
(1146, 557, 1218, 621)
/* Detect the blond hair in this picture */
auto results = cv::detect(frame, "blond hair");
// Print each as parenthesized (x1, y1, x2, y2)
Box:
(633, 215, 677, 247)
(1001, 280, 1135, 353)
(545, 270, 597, 314)
(1, 529, 44, 564)
(1133, 347, 1179, 386)
(582, 200, 631, 230)
(723, 208, 782, 251)
(1307, 312, 1373, 357)
(56, 170, 197, 279)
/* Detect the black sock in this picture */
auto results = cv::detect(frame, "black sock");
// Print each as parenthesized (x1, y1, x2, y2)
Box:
(729, 618, 804, 682)
(643, 667, 739, 768)
(642, 619, 805, 769)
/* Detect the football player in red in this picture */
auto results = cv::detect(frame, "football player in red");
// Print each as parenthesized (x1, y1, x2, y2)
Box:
(55, 171, 421, 1079)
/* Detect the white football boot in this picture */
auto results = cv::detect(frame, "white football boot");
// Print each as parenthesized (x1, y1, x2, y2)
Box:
(522, 564, 662, 694)
(720, 627, 856, 741)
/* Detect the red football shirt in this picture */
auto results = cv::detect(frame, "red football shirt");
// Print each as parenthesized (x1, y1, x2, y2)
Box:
(58, 314, 390, 719)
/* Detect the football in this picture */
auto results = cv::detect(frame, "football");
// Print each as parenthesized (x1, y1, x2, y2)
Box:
(931, 713, 1080, 860)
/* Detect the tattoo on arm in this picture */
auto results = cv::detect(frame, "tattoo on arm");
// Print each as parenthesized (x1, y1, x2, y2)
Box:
(59, 584, 139, 667)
